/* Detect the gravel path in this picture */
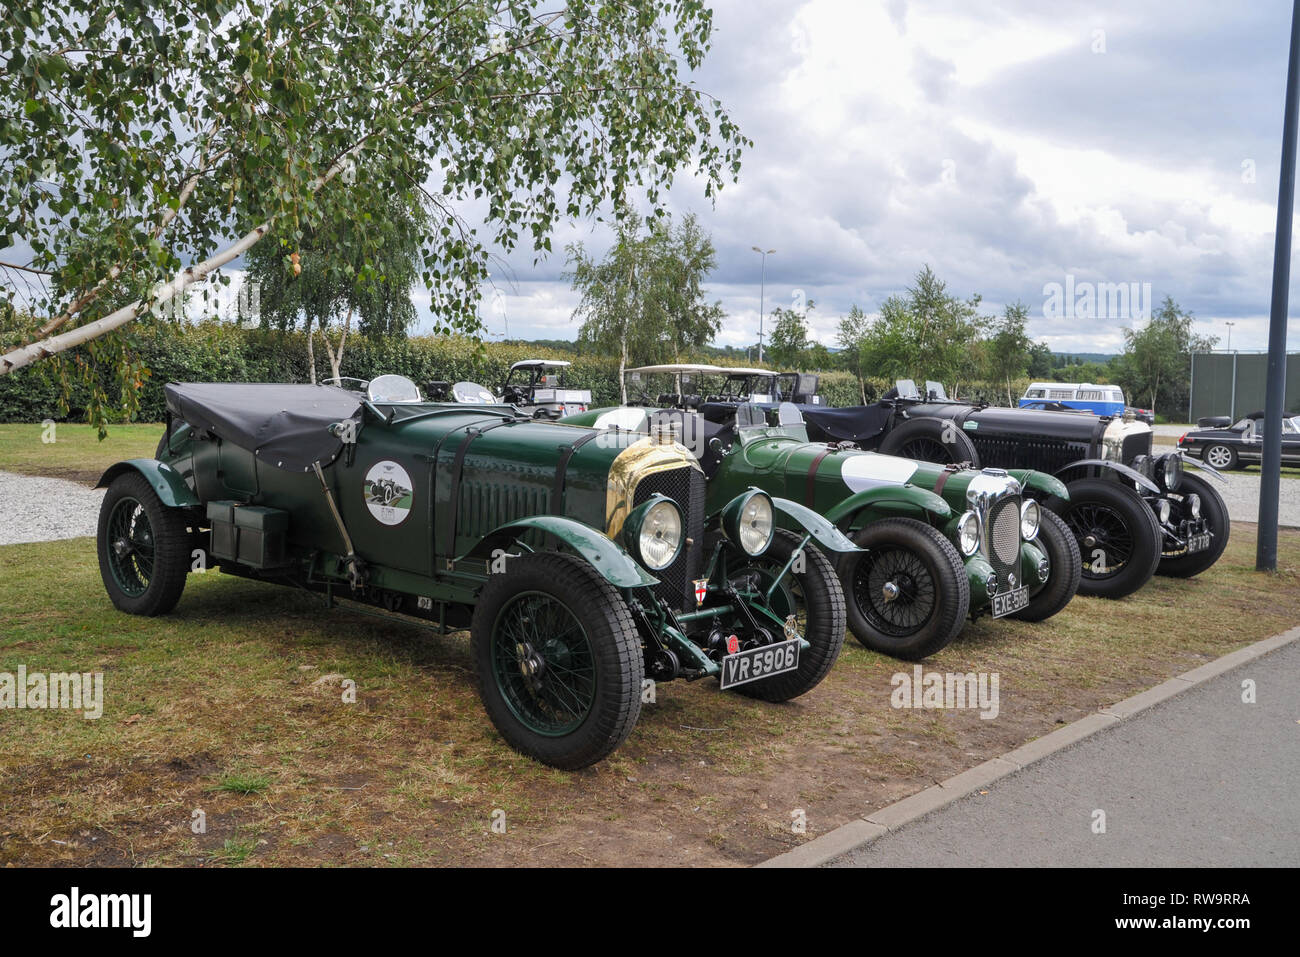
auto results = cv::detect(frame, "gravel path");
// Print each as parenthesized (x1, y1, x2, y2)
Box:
(0, 470, 105, 545)
(1204, 468, 1300, 527)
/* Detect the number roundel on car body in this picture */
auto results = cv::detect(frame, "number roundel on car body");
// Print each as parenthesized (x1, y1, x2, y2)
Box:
(839, 454, 917, 493)
(364, 460, 414, 526)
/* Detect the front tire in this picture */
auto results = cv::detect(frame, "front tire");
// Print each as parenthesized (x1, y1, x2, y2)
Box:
(471, 552, 643, 770)
(96, 471, 191, 616)
(729, 528, 846, 702)
(838, 518, 970, 660)
(1050, 478, 1162, 599)
(1157, 472, 1231, 578)
(1010, 509, 1081, 622)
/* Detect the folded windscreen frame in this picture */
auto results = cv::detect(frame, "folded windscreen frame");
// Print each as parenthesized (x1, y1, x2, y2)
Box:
(164, 382, 363, 472)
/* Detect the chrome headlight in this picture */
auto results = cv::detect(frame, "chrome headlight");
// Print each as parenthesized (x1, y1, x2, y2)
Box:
(1037, 556, 1051, 582)
(1154, 499, 1171, 524)
(1156, 452, 1183, 492)
(1188, 493, 1201, 519)
(623, 495, 684, 571)
(1019, 500, 1041, 541)
(984, 570, 998, 596)
(957, 511, 980, 556)
(723, 489, 774, 556)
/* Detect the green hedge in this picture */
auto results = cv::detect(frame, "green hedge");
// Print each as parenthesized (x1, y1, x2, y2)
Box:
(0, 322, 1030, 422)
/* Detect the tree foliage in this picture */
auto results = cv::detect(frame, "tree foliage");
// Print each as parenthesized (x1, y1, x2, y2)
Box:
(766, 302, 814, 370)
(0, 0, 747, 427)
(567, 208, 723, 399)
(245, 188, 426, 382)
(1113, 296, 1217, 416)
(849, 266, 986, 393)
(984, 300, 1033, 406)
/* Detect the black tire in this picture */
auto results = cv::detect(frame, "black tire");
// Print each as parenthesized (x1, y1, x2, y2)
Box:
(1010, 508, 1081, 622)
(728, 528, 846, 702)
(96, 471, 191, 616)
(837, 518, 970, 660)
(877, 416, 980, 468)
(1157, 471, 1231, 578)
(471, 552, 643, 770)
(1201, 443, 1239, 470)
(1049, 478, 1161, 599)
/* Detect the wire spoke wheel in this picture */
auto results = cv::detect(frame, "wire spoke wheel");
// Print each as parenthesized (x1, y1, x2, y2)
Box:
(490, 592, 597, 737)
(899, 437, 952, 463)
(105, 496, 157, 597)
(1065, 503, 1133, 577)
(854, 545, 937, 636)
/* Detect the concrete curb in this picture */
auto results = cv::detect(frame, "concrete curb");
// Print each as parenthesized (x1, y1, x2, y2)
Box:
(756, 625, 1300, 868)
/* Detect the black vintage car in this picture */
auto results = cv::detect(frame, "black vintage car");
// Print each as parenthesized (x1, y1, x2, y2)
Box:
(1178, 411, 1300, 470)
(795, 380, 1229, 599)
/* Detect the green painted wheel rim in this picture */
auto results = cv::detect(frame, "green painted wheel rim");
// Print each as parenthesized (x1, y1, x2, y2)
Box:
(490, 591, 596, 736)
(105, 496, 156, 598)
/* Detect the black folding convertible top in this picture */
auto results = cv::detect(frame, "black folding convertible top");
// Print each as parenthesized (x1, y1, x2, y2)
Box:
(164, 382, 362, 472)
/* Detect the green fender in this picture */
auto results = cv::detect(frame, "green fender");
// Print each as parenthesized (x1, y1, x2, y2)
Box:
(768, 496, 861, 553)
(822, 484, 953, 531)
(1008, 469, 1070, 501)
(460, 515, 659, 589)
(95, 459, 200, 508)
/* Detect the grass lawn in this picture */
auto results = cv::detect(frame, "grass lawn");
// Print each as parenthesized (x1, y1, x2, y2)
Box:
(2, 523, 1297, 867)
(0, 423, 163, 485)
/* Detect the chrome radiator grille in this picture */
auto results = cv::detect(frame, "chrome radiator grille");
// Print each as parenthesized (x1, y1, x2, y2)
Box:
(988, 496, 1022, 584)
(633, 466, 706, 612)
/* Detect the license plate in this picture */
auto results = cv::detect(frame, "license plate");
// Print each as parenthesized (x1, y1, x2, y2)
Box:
(1186, 532, 1211, 553)
(992, 586, 1029, 618)
(719, 638, 801, 690)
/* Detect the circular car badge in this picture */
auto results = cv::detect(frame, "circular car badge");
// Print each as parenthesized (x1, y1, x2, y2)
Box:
(364, 461, 414, 526)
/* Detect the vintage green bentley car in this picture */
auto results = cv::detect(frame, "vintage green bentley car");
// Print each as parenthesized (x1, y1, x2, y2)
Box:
(561, 397, 1082, 660)
(93, 376, 861, 770)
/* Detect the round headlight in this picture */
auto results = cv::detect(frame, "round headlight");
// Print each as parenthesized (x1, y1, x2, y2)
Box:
(984, 570, 998, 596)
(639, 499, 683, 570)
(1160, 452, 1183, 492)
(957, 511, 980, 556)
(736, 493, 774, 556)
(1020, 500, 1041, 541)
(1188, 493, 1201, 519)
(1155, 499, 1171, 524)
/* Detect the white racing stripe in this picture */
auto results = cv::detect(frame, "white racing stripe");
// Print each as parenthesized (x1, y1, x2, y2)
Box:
(839, 453, 918, 493)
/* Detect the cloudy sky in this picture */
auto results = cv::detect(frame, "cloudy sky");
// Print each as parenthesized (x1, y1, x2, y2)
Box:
(455, 0, 1300, 354)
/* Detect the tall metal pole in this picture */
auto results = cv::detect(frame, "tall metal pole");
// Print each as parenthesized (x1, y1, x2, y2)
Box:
(752, 246, 775, 364)
(1225, 320, 1234, 352)
(1257, 0, 1300, 571)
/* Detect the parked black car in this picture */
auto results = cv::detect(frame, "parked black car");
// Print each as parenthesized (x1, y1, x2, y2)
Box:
(794, 380, 1229, 599)
(1178, 411, 1300, 470)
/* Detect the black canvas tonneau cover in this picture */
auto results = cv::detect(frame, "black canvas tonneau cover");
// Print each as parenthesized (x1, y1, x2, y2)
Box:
(800, 404, 892, 445)
(164, 382, 362, 472)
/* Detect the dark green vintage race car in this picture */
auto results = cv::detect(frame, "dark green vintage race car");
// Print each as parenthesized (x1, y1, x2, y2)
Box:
(93, 375, 861, 769)
(561, 394, 1082, 660)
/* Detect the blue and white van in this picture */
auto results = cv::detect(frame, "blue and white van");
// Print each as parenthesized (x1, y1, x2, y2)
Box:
(1019, 382, 1126, 417)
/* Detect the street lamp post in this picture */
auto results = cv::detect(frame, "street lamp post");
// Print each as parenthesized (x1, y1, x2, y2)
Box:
(1225, 320, 1235, 351)
(752, 246, 775, 363)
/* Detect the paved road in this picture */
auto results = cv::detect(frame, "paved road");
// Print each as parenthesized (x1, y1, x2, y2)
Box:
(829, 640, 1300, 867)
